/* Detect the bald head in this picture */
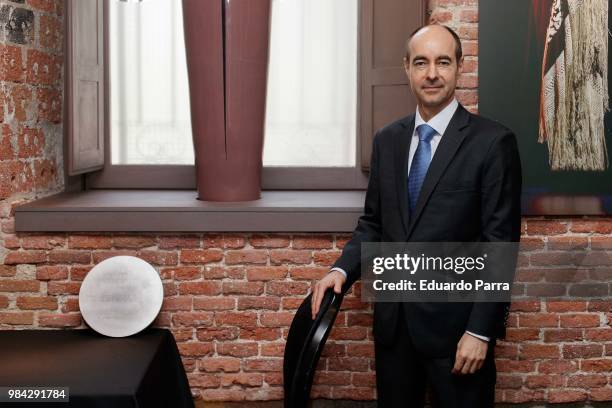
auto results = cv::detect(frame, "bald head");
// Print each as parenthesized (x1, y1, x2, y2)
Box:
(405, 24, 462, 65)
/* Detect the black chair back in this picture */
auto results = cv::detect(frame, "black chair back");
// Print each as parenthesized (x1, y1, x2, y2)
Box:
(283, 289, 344, 408)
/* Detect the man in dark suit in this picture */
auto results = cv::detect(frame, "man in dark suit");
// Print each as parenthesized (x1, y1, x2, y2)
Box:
(311, 24, 522, 407)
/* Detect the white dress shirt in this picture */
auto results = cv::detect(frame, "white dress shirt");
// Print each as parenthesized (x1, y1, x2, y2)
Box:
(329, 98, 490, 342)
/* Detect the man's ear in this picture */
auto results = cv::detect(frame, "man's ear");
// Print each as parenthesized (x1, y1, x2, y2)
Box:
(403, 56, 410, 75)
(457, 56, 464, 74)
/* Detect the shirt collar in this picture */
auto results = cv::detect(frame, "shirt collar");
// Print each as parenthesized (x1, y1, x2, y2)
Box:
(414, 98, 459, 137)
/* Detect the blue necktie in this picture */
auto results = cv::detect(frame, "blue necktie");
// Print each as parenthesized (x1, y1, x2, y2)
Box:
(408, 124, 436, 212)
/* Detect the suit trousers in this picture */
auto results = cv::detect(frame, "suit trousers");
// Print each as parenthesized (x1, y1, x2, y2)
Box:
(374, 306, 496, 408)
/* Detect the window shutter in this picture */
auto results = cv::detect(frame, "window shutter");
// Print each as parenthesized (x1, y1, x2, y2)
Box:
(359, 0, 425, 170)
(65, 0, 104, 176)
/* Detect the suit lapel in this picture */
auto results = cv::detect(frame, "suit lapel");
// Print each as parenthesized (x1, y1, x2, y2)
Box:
(393, 115, 415, 237)
(406, 104, 471, 239)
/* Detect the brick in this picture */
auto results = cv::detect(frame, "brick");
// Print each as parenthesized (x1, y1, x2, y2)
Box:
(61, 298, 80, 313)
(39, 14, 62, 51)
(239, 328, 281, 341)
(68, 235, 112, 249)
(261, 342, 285, 357)
(5, 7, 34, 44)
(193, 296, 236, 311)
(219, 235, 245, 249)
(178, 281, 221, 296)
(158, 234, 200, 249)
(568, 283, 608, 297)
(172, 312, 213, 327)
(560, 314, 600, 328)
(548, 390, 587, 404)
(222, 281, 264, 295)
(6, 84, 32, 122)
(504, 328, 540, 342)
(137, 250, 178, 266)
(237, 296, 280, 310)
(225, 250, 267, 265)
(162, 266, 200, 281)
(196, 327, 239, 341)
(217, 342, 258, 357)
(35, 266, 67, 281)
(270, 249, 311, 265)
(39, 313, 81, 327)
(198, 357, 241, 373)
(524, 374, 564, 389)
(292, 236, 333, 249)
(161, 296, 192, 311)
(525, 220, 568, 235)
(459, 9, 478, 22)
(585, 328, 612, 342)
(537, 360, 577, 374)
(518, 344, 559, 359)
(180, 249, 223, 264)
(563, 344, 603, 359)
(0, 311, 33, 325)
(327, 357, 369, 372)
(548, 236, 589, 250)
(429, 10, 453, 23)
(546, 301, 587, 312)
(0, 44, 24, 82)
(16, 296, 57, 310)
(249, 234, 290, 248)
(178, 342, 214, 357)
(347, 343, 375, 358)
(289, 266, 328, 280)
(530, 252, 576, 266)
(201, 234, 245, 249)
(347, 312, 373, 326)
(580, 359, 612, 372)
(26, 49, 61, 85)
(351, 372, 376, 387)
(266, 281, 309, 296)
(200, 389, 246, 401)
(26, 0, 56, 13)
(543, 329, 583, 342)
(519, 313, 558, 328)
(519, 237, 545, 251)
(570, 220, 612, 234)
(245, 266, 287, 281)
(496, 360, 536, 373)
(0, 265, 16, 277)
(220, 373, 263, 387)
(462, 40, 478, 57)
(111, 235, 155, 248)
(455, 89, 477, 106)
(186, 373, 220, 389)
(260, 312, 294, 327)
(590, 388, 612, 401)
(0, 295, 7, 308)
(21, 234, 64, 249)
(510, 300, 540, 312)
(4, 250, 47, 264)
(243, 358, 282, 372)
(15, 126, 44, 158)
(543, 268, 588, 282)
(47, 282, 81, 295)
(215, 312, 258, 328)
(48, 250, 90, 264)
(313, 250, 341, 266)
(36, 87, 62, 123)
(69, 266, 92, 281)
(567, 374, 607, 388)
(329, 327, 368, 341)
(497, 374, 523, 389)
(590, 236, 612, 250)
(0, 279, 40, 292)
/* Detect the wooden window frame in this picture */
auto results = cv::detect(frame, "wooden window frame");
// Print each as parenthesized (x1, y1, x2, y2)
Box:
(65, 0, 426, 191)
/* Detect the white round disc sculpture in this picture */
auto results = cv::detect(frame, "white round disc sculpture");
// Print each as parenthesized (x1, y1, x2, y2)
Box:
(79, 256, 164, 337)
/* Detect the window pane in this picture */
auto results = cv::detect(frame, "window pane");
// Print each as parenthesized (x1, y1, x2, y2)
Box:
(264, 0, 358, 167)
(110, 0, 357, 167)
(110, 0, 194, 165)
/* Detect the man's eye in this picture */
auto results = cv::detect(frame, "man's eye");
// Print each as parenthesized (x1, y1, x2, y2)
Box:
(439, 60, 451, 66)
(414, 61, 426, 67)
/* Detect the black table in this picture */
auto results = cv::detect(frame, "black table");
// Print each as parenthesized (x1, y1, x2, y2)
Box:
(0, 328, 194, 408)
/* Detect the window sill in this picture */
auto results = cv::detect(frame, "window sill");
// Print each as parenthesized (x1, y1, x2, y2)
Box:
(14, 190, 365, 232)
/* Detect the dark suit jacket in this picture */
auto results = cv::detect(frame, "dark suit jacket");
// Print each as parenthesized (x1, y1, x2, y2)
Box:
(334, 103, 522, 357)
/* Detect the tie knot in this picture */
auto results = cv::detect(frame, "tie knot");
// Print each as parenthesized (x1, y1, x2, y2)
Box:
(416, 124, 436, 143)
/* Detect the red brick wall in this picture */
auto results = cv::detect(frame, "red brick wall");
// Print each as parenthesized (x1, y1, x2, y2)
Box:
(0, 0, 611, 405)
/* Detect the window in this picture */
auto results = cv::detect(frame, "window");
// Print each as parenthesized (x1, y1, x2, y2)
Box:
(65, 0, 424, 190)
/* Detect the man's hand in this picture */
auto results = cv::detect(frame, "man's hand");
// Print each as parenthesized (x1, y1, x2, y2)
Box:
(452, 332, 488, 375)
(310, 271, 346, 320)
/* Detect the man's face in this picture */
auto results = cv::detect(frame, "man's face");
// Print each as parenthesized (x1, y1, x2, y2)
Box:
(404, 26, 463, 111)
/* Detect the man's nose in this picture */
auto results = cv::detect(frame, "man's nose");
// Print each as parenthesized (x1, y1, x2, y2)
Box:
(426, 63, 438, 80)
